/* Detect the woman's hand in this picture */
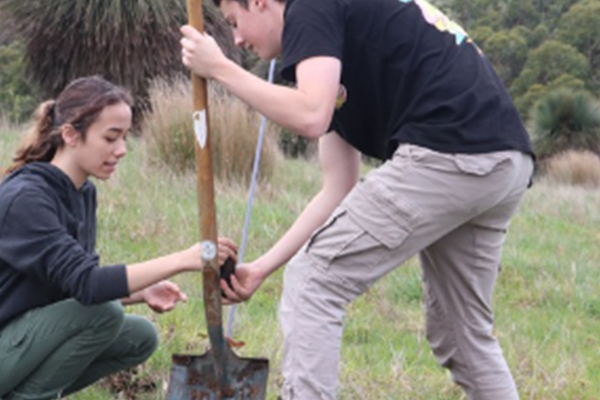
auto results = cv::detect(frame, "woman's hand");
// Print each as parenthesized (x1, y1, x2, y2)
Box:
(221, 260, 269, 305)
(142, 280, 187, 313)
(183, 236, 237, 271)
(217, 237, 238, 266)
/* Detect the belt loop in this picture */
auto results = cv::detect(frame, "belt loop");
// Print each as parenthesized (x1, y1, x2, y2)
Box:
(395, 143, 411, 157)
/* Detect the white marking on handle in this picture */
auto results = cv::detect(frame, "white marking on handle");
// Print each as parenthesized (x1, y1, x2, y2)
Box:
(193, 110, 207, 148)
(200, 240, 217, 261)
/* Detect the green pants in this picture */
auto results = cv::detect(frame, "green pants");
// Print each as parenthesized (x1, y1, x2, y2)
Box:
(0, 299, 158, 400)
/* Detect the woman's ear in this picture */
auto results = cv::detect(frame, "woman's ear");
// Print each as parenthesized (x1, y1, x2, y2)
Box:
(61, 124, 81, 147)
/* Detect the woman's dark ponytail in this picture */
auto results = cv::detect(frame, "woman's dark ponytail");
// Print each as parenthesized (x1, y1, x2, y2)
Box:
(6, 100, 63, 173)
(5, 76, 132, 174)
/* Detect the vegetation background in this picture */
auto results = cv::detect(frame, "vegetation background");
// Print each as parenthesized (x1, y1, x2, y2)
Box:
(1, 0, 600, 399)
(3, 114, 600, 399)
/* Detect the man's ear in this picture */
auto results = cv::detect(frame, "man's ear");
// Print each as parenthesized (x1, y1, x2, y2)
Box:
(61, 124, 81, 147)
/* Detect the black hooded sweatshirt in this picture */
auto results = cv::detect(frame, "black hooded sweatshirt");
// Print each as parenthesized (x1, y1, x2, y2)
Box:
(0, 162, 129, 330)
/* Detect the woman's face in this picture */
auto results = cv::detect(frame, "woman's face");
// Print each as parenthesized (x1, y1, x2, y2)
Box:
(71, 101, 132, 184)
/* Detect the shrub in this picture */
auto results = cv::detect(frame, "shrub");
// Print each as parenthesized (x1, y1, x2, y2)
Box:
(509, 40, 590, 99)
(515, 74, 588, 118)
(0, 0, 240, 127)
(543, 150, 600, 188)
(483, 30, 528, 85)
(528, 89, 600, 160)
(0, 116, 18, 173)
(0, 8, 18, 45)
(143, 77, 281, 184)
(0, 42, 37, 123)
(278, 129, 317, 159)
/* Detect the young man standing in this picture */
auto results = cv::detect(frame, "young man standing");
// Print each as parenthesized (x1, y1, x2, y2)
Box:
(181, 0, 534, 399)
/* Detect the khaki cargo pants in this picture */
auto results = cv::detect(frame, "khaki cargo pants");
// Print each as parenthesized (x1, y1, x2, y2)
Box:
(280, 144, 534, 400)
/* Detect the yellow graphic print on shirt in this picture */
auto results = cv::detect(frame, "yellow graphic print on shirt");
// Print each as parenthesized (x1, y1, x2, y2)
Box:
(400, 0, 472, 47)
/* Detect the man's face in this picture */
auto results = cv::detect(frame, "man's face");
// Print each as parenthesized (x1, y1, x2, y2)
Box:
(221, 0, 282, 60)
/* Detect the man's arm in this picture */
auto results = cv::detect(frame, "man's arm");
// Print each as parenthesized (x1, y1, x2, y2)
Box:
(180, 26, 341, 139)
(255, 132, 361, 274)
(222, 131, 361, 302)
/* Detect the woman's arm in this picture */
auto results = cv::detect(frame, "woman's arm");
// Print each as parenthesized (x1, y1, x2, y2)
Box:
(121, 291, 145, 305)
(125, 237, 237, 295)
(0, 181, 237, 306)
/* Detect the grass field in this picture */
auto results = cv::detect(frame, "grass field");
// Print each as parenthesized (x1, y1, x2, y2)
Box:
(1, 124, 600, 399)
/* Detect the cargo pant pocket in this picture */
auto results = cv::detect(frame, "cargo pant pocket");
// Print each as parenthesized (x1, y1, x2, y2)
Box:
(305, 176, 420, 292)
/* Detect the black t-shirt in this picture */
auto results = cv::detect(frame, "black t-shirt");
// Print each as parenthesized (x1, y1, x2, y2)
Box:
(280, 0, 534, 160)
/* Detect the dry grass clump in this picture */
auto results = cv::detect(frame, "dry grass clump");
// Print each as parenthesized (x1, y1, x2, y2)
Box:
(143, 76, 281, 184)
(543, 149, 600, 188)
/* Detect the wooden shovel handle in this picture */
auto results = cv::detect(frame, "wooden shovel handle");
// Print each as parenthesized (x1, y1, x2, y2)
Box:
(186, 0, 224, 334)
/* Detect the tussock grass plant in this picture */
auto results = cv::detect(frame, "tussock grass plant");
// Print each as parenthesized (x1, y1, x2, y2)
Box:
(2, 124, 600, 399)
(0, 0, 239, 124)
(143, 77, 281, 184)
(142, 78, 196, 174)
(529, 89, 600, 160)
(544, 149, 600, 188)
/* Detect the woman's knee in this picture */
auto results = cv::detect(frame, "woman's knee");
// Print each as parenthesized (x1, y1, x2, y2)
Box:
(43, 300, 125, 343)
(122, 315, 159, 362)
(90, 301, 125, 337)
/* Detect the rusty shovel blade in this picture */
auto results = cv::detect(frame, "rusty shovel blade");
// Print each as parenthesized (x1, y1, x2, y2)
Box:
(165, 268, 269, 400)
(166, 348, 269, 400)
